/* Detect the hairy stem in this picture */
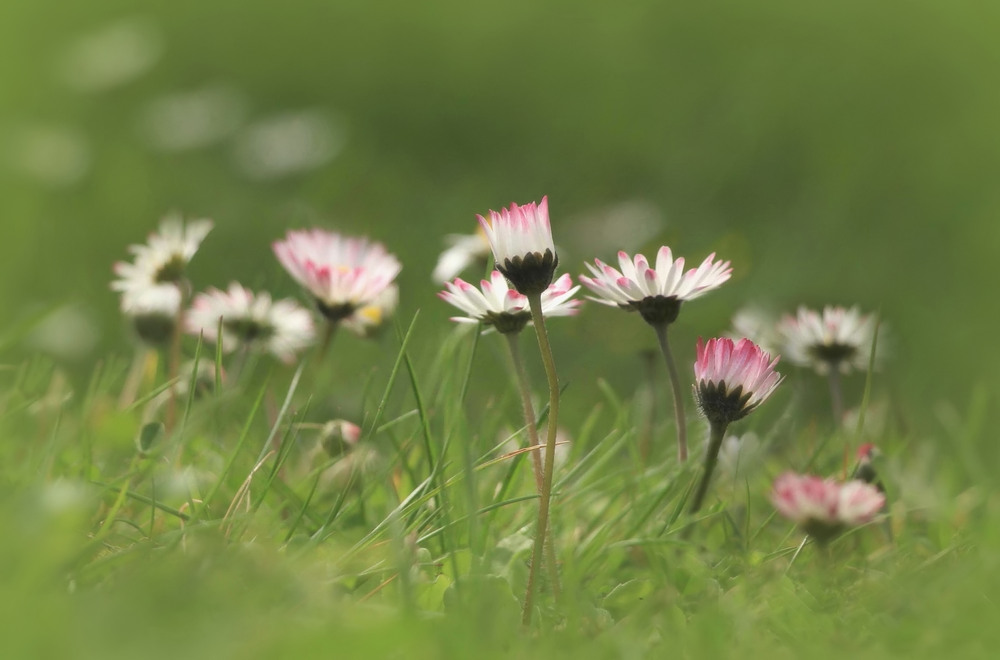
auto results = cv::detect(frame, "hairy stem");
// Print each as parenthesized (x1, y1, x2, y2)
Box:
(653, 323, 688, 463)
(504, 331, 561, 603)
(689, 421, 728, 514)
(521, 293, 562, 626)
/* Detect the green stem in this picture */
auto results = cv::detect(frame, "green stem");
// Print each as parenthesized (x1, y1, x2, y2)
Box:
(827, 368, 844, 424)
(653, 323, 688, 463)
(165, 288, 188, 434)
(521, 293, 562, 626)
(504, 331, 561, 602)
(504, 333, 545, 493)
(689, 421, 728, 514)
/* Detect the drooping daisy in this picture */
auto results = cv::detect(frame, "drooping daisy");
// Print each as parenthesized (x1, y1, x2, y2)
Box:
(111, 213, 213, 291)
(776, 305, 876, 375)
(771, 472, 885, 545)
(185, 282, 315, 363)
(341, 284, 399, 339)
(579, 247, 732, 464)
(272, 228, 401, 323)
(478, 197, 557, 296)
(438, 272, 580, 335)
(689, 337, 782, 514)
(431, 227, 491, 284)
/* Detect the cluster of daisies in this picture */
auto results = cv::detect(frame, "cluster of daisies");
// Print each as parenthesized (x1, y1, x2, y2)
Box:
(112, 197, 887, 621)
(111, 215, 402, 364)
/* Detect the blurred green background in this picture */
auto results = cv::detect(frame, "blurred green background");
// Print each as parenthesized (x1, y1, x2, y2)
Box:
(1, 0, 998, 441)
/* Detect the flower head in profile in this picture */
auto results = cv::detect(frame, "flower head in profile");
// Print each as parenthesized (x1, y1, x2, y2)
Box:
(777, 305, 876, 375)
(111, 213, 213, 291)
(478, 197, 557, 296)
(186, 282, 315, 362)
(771, 472, 885, 544)
(432, 227, 491, 284)
(694, 337, 782, 427)
(272, 229, 401, 322)
(579, 247, 731, 327)
(118, 282, 183, 345)
(341, 284, 399, 339)
(439, 271, 580, 335)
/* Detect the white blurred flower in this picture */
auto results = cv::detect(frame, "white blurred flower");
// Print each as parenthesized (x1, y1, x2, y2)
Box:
(186, 282, 315, 362)
(27, 304, 100, 361)
(233, 110, 344, 180)
(111, 213, 213, 292)
(140, 84, 246, 152)
(3, 124, 91, 187)
(716, 431, 765, 482)
(432, 229, 491, 283)
(728, 306, 779, 356)
(777, 305, 877, 375)
(57, 17, 163, 92)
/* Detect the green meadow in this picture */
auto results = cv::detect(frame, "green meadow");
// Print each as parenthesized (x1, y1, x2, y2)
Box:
(1, 1, 998, 657)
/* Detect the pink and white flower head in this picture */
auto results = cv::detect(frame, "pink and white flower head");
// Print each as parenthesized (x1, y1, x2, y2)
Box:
(432, 226, 491, 284)
(111, 213, 213, 291)
(777, 305, 876, 375)
(341, 283, 399, 339)
(477, 197, 557, 296)
(579, 247, 732, 327)
(694, 337, 782, 426)
(272, 228, 401, 322)
(185, 282, 315, 363)
(771, 472, 885, 543)
(438, 271, 580, 335)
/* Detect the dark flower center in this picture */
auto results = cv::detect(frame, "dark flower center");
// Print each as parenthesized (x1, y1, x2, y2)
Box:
(133, 313, 175, 346)
(696, 380, 756, 426)
(485, 311, 531, 335)
(808, 342, 857, 366)
(316, 300, 357, 323)
(497, 249, 557, 297)
(619, 295, 682, 327)
(154, 255, 186, 284)
(224, 318, 275, 343)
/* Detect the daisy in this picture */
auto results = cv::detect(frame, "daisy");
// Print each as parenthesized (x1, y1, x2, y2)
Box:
(431, 227, 491, 284)
(579, 247, 732, 463)
(777, 305, 878, 423)
(690, 337, 781, 513)
(777, 305, 876, 376)
(186, 282, 315, 363)
(272, 228, 401, 323)
(478, 197, 557, 296)
(111, 213, 213, 291)
(693, 337, 782, 427)
(438, 272, 580, 335)
(580, 247, 731, 326)
(771, 472, 885, 545)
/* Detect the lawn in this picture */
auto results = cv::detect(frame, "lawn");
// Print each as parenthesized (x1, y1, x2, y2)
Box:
(1, 1, 998, 658)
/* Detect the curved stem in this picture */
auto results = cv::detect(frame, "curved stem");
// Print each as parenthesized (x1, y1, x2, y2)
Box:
(504, 332, 560, 603)
(653, 323, 688, 463)
(521, 293, 562, 626)
(689, 421, 727, 514)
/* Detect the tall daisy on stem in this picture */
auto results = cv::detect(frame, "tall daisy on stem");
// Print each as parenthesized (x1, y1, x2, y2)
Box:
(478, 197, 563, 626)
(689, 337, 781, 513)
(580, 247, 732, 462)
(272, 229, 401, 357)
(439, 270, 580, 602)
